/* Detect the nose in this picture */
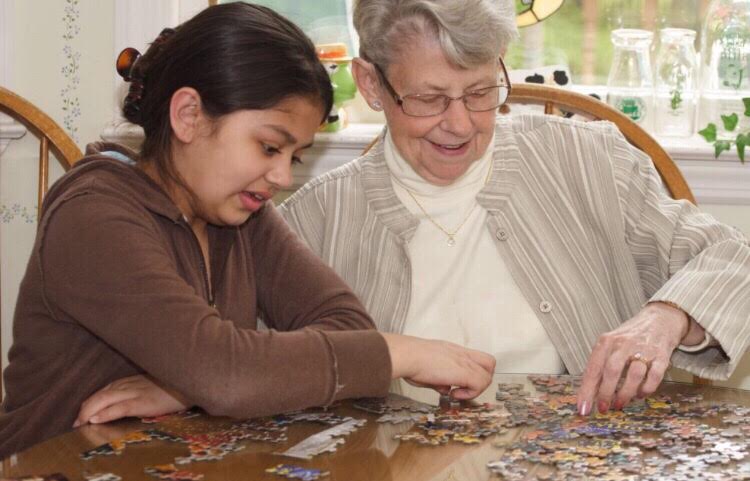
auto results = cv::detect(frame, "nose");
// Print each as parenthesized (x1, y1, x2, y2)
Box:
(440, 97, 473, 137)
(266, 159, 294, 190)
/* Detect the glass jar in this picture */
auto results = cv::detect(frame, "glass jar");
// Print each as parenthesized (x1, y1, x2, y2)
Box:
(698, 0, 750, 138)
(607, 29, 654, 132)
(655, 29, 698, 137)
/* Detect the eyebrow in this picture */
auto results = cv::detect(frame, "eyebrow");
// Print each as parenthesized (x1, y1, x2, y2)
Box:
(265, 125, 314, 149)
(415, 75, 499, 93)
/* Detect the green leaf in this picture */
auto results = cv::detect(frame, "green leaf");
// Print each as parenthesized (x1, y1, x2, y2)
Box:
(721, 113, 739, 131)
(743, 97, 750, 117)
(698, 123, 717, 142)
(736, 133, 749, 163)
(714, 140, 732, 158)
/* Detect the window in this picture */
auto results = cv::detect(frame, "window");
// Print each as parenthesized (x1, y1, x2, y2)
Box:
(218, 0, 356, 55)
(508, 0, 711, 85)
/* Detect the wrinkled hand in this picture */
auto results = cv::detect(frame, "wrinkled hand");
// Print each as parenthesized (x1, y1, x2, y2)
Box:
(382, 333, 496, 400)
(74, 375, 189, 428)
(577, 302, 692, 415)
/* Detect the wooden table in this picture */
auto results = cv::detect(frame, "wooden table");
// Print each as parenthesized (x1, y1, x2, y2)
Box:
(2, 374, 750, 481)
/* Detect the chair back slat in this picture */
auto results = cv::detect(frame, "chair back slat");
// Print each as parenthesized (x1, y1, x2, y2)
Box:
(38, 136, 50, 218)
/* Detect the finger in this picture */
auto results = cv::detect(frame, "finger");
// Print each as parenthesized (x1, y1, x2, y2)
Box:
(75, 388, 139, 428)
(614, 358, 648, 410)
(638, 357, 669, 398)
(89, 399, 142, 424)
(453, 362, 492, 399)
(465, 349, 496, 375)
(577, 339, 610, 415)
(595, 350, 629, 413)
(433, 385, 452, 395)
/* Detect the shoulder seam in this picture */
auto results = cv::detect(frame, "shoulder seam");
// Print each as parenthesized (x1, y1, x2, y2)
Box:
(282, 157, 365, 209)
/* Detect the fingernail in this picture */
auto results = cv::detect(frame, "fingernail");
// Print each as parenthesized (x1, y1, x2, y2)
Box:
(598, 400, 609, 413)
(578, 400, 590, 416)
(90, 416, 99, 424)
(614, 400, 624, 411)
(72, 420, 80, 428)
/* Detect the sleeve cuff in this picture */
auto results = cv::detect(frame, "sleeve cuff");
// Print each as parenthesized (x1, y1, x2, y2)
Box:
(321, 329, 392, 402)
(678, 331, 715, 353)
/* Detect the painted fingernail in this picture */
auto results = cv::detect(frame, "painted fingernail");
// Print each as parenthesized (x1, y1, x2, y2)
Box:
(579, 400, 590, 416)
(598, 400, 609, 413)
(614, 400, 624, 411)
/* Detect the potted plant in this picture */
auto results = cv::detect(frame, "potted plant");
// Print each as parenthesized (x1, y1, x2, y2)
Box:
(698, 98, 750, 162)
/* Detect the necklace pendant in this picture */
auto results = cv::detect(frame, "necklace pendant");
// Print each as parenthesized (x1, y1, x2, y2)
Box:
(447, 236, 456, 246)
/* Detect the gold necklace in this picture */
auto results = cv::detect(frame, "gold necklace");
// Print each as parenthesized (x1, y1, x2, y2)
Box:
(402, 156, 494, 247)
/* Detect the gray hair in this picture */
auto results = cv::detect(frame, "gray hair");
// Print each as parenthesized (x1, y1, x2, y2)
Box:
(354, 0, 518, 70)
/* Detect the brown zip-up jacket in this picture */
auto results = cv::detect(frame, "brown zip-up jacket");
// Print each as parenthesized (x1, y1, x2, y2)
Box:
(0, 143, 391, 457)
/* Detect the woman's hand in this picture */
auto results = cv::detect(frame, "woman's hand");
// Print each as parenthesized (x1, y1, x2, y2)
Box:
(577, 302, 701, 415)
(382, 333, 496, 400)
(74, 375, 189, 428)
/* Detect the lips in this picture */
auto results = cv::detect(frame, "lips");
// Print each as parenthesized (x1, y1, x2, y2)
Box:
(247, 192, 268, 201)
(429, 139, 471, 156)
(438, 143, 466, 150)
(239, 190, 270, 211)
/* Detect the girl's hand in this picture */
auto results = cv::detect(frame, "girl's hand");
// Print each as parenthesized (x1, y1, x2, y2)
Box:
(382, 333, 496, 400)
(74, 375, 189, 427)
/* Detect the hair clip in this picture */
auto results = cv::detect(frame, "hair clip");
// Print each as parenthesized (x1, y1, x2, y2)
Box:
(153, 27, 176, 46)
(116, 47, 142, 82)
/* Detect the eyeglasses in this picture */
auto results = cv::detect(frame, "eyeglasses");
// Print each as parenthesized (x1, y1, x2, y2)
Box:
(374, 57, 511, 117)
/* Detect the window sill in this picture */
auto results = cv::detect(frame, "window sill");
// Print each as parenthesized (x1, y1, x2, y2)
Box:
(100, 120, 750, 205)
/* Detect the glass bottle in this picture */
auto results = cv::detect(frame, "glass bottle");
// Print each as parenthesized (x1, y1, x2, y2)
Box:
(655, 29, 698, 137)
(607, 29, 655, 132)
(698, 0, 750, 138)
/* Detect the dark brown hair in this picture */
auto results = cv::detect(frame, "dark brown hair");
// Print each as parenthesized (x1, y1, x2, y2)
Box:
(121, 3, 333, 187)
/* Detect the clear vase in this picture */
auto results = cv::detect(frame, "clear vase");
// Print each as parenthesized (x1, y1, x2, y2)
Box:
(697, 0, 750, 139)
(607, 29, 654, 132)
(655, 29, 698, 137)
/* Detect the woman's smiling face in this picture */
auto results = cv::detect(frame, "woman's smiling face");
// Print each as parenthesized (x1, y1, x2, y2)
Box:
(379, 36, 499, 185)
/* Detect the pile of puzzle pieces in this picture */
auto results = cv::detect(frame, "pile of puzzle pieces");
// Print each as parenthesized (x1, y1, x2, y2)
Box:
(487, 375, 750, 480)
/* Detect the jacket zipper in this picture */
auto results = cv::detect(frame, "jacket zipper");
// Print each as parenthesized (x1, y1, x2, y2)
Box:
(182, 220, 216, 308)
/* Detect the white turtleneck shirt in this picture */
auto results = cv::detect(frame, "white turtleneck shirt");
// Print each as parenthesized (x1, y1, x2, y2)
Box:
(385, 131, 565, 374)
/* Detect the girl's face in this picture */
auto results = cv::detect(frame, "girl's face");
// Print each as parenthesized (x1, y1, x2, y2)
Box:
(175, 96, 322, 227)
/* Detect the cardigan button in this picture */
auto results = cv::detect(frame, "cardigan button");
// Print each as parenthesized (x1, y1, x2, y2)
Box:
(539, 301, 553, 313)
(496, 228, 509, 241)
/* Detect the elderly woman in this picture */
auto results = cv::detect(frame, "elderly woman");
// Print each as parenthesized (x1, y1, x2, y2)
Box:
(279, 0, 750, 416)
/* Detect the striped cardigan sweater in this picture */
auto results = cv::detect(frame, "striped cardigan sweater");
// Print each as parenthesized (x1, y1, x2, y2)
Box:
(280, 114, 750, 380)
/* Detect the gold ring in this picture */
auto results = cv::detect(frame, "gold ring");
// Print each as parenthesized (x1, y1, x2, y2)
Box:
(628, 352, 652, 369)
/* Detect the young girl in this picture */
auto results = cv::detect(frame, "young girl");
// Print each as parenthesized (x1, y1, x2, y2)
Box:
(0, 3, 494, 457)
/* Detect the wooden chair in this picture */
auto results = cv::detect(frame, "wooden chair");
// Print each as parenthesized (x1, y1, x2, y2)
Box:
(364, 83, 706, 385)
(0, 86, 82, 399)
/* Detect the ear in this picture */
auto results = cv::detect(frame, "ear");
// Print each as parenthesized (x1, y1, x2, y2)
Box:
(169, 87, 205, 144)
(352, 58, 385, 111)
